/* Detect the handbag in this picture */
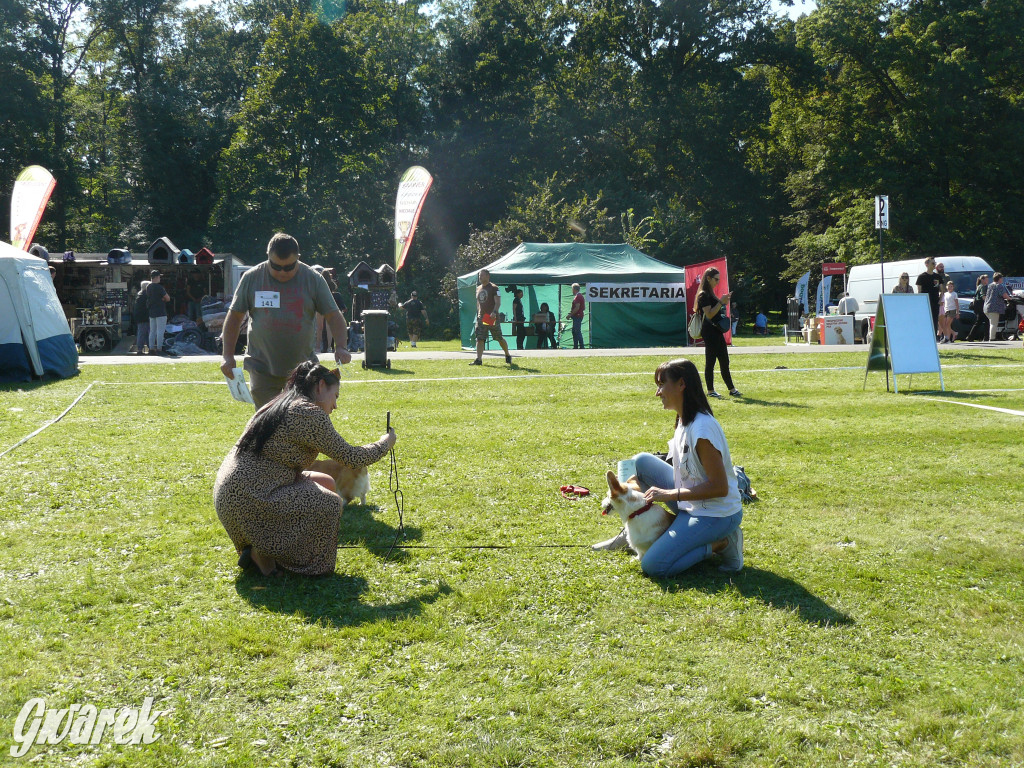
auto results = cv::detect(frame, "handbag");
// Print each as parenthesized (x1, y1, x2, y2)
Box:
(687, 311, 703, 339)
(717, 311, 731, 332)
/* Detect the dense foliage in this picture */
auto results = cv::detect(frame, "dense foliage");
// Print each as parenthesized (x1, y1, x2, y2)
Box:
(3, 0, 1023, 332)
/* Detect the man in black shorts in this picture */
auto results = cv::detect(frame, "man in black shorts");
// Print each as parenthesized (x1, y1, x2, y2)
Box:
(915, 257, 941, 331)
(400, 291, 429, 348)
(471, 269, 512, 365)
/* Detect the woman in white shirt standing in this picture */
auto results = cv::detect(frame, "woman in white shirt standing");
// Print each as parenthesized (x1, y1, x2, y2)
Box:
(595, 358, 743, 575)
(941, 280, 959, 343)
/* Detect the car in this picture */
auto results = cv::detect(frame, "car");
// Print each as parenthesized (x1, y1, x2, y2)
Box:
(845, 256, 994, 343)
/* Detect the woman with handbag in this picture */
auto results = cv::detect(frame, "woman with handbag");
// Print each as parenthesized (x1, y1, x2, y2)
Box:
(966, 274, 990, 341)
(696, 268, 741, 398)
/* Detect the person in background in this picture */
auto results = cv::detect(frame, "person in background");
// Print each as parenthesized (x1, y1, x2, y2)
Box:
(696, 267, 741, 398)
(220, 233, 350, 408)
(837, 292, 857, 316)
(592, 358, 743, 575)
(324, 269, 345, 352)
(915, 257, 941, 332)
(935, 262, 948, 291)
(567, 282, 586, 349)
(936, 282, 947, 342)
(984, 272, 1012, 342)
(511, 288, 527, 350)
(730, 301, 739, 335)
(132, 280, 150, 355)
(400, 291, 429, 348)
(754, 310, 768, 335)
(892, 272, 914, 293)
(146, 270, 171, 355)
(186, 270, 203, 320)
(965, 274, 990, 341)
(941, 280, 959, 343)
(470, 268, 512, 365)
(534, 302, 558, 349)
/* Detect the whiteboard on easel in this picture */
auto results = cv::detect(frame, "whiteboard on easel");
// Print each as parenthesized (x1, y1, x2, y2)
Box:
(881, 294, 940, 375)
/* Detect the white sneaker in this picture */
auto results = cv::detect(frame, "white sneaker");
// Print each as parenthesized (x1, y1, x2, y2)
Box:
(592, 528, 630, 552)
(718, 526, 743, 572)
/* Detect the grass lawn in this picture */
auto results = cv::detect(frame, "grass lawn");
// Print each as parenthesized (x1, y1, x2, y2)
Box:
(1, 347, 1023, 766)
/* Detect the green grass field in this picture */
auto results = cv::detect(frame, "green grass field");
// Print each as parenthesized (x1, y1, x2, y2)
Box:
(2, 347, 1023, 766)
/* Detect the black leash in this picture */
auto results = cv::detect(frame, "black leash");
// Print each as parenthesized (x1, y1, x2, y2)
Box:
(383, 412, 405, 561)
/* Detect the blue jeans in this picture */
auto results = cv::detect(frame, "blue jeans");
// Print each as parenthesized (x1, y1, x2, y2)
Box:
(632, 452, 742, 577)
(571, 316, 584, 348)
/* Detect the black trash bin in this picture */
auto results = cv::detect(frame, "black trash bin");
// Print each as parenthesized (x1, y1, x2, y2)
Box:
(361, 310, 390, 369)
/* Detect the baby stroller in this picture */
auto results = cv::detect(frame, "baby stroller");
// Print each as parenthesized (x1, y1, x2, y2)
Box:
(994, 293, 1024, 340)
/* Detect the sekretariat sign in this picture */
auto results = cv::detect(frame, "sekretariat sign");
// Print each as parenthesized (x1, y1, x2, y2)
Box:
(586, 283, 687, 303)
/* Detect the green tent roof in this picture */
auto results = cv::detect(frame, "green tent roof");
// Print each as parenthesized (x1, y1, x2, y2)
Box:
(457, 243, 687, 286)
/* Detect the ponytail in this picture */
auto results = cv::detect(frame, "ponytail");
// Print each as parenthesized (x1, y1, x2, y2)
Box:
(236, 361, 340, 456)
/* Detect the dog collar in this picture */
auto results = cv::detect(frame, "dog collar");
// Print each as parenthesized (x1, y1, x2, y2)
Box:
(628, 501, 654, 520)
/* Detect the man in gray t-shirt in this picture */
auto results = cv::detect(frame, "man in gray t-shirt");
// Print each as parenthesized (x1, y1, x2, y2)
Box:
(220, 233, 352, 408)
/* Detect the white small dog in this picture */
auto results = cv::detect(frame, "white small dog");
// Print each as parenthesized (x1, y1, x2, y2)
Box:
(600, 470, 675, 558)
(308, 459, 370, 508)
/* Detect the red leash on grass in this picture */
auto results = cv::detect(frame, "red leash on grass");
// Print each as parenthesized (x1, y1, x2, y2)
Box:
(560, 485, 590, 499)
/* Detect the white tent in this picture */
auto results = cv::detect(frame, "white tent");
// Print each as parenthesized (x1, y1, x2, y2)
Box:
(0, 240, 78, 382)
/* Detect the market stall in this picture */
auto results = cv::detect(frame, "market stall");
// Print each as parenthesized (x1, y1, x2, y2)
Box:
(48, 252, 246, 353)
(457, 243, 689, 349)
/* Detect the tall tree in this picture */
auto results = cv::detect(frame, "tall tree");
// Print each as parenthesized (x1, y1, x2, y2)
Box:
(767, 0, 1024, 277)
(0, 0, 48, 227)
(211, 12, 398, 262)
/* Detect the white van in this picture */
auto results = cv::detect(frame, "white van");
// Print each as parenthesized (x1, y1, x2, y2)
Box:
(845, 256, 994, 341)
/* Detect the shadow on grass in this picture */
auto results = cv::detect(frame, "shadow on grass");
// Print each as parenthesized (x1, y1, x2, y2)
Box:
(0, 373, 81, 393)
(235, 571, 453, 628)
(908, 390, 1007, 400)
(339, 503, 423, 562)
(731, 395, 808, 409)
(941, 350, 1021, 361)
(360, 365, 416, 376)
(507, 361, 543, 374)
(659, 566, 854, 627)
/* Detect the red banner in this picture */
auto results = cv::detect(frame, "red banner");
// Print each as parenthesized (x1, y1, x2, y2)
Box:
(684, 257, 731, 344)
(822, 262, 846, 277)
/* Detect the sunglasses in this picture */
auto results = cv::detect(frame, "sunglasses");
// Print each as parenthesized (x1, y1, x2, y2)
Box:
(269, 259, 298, 272)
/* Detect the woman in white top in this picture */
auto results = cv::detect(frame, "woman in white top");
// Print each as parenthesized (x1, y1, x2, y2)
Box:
(941, 280, 959, 343)
(595, 358, 743, 575)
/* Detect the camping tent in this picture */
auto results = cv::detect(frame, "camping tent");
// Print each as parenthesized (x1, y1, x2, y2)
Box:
(0, 240, 79, 382)
(457, 243, 689, 348)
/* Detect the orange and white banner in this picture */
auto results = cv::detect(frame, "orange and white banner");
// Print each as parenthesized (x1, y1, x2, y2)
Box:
(394, 166, 432, 272)
(10, 166, 56, 251)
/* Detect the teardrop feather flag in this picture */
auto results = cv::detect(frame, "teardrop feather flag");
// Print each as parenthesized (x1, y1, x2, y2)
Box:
(394, 166, 433, 271)
(10, 166, 56, 251)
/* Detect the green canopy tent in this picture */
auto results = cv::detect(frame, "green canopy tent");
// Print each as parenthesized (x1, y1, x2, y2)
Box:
(457, 243, 689, 349)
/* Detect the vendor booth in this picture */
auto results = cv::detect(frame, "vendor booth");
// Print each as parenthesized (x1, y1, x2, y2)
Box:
(47, 251, 246, 353)
(457, 243, 689, 349)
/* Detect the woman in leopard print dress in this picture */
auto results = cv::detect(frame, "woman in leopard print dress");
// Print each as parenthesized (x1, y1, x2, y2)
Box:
(214, 361, 396, 576)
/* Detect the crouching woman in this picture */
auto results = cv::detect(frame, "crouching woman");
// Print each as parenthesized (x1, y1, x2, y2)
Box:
(597, 358, 743, 575)
(214, 361, 396, 576)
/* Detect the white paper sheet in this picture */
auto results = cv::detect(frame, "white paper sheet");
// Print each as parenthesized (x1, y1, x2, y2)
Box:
(225, 367, 253, 404)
